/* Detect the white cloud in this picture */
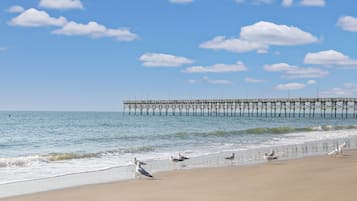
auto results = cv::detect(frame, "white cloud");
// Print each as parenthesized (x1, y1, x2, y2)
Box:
(9, 8, 67, 27)
(235, 0, 245, 3)
(188, 77, 232, 85)
(337, 16, 357, 32)
(276, 82, 306, 90)
(6, 5, 25, 13)
(200, 21, 317, 53)
(200, 36, 268, 53)
(245, 77, 266, 83)
(304, 50, 357, 67)
(264, 63, 328, 79)
(139, 53, 194, 67)
(183, 61, 247, 73)
(0, 47, 8, 52)
(52, 21, 138, 41)
(240, 21, 317, 46)
(187, 79, 198, 84)
(203, 76, 232, 85)
(282, 0, 293, 7)
(320, 83, 357, 97)
(264, 63, 295, 72)
(300, 0, 325, 7)
(307, 80, 316, 85)
(39, 0, 83, 9)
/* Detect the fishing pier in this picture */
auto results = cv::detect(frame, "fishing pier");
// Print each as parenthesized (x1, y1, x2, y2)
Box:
(123, 98, 357, 118)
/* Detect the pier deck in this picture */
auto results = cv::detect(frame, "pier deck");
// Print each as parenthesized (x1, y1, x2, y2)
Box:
(123, 98, 357, 118)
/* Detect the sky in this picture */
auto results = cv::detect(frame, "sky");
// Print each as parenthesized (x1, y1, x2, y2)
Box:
(0, 0, 357, 111)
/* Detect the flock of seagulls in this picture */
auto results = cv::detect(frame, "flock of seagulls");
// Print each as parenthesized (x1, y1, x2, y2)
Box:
(328, 141, 347, 157)
(133, 141, 348, 179)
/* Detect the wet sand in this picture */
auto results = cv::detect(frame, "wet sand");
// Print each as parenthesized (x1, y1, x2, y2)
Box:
(2, 150, 357, 201)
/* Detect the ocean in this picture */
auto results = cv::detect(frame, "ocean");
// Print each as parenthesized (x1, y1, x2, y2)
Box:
(0, 111, 357, 189)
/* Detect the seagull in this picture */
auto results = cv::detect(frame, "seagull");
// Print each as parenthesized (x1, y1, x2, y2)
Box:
(328, 146, 339, 158)
(266, 150, 275, 157)
(135, 160, 153, 178)
(264, 150, 278, 161)
(178, 153, 189, 160)
(133, 157, 147, 165)
(338, 142, 347, 154)
(225, 152, 235, 160)
(170, 156, 184, 162)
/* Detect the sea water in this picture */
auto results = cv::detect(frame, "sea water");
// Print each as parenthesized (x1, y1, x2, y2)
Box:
(0, 111, 357, 196)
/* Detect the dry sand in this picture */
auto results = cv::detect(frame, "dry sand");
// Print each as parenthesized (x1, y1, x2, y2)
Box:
(2, 150, 357, 201)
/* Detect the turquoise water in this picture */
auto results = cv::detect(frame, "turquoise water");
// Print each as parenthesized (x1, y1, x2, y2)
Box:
(0, 111, 357, 184)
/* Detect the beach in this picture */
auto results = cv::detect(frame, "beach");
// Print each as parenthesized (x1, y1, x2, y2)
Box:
(2, 149, 357, 201)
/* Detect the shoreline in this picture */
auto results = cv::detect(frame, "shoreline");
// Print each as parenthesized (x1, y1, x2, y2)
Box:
(0, 136, 355, 198)
(2, 149, 357, 201)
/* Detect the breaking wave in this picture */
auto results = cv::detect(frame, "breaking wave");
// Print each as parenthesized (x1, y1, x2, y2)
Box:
(172, 124, 357, 138)
(0, 145, 155, 168)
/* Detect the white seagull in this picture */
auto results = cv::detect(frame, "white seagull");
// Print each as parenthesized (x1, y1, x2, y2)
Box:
(264, 150, 278, 161)
(225, 152, 235, 160)
(135, 160, 153, 178)
(133, 157, 147, 165)
(170, 156, 184, 162)
(328, 146, 339, 157)
(178, 153, 189, 160)
(338, 141, 347, 154)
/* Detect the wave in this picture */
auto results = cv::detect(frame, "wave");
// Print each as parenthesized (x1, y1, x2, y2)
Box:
(0, 145, 156, 168)
(172, 124, 357, 138)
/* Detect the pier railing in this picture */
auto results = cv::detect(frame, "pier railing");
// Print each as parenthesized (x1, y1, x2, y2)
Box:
(123, 98, 357, 118)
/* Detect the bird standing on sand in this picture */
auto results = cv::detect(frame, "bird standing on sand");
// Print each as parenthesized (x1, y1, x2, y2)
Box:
(264, 150, 278, 161)
(225, 152, 235, 160)
(338, 142, 347, 154)
(135, 160, 153, 178)
(170, 156, 184, 162)
(328, 146, 339, 157)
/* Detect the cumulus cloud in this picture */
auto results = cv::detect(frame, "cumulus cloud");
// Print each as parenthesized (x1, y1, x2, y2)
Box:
(200, 21, 317, 53)
(307, 80, 316, 85)
(304, 50, 357, 67)
(300, 0, 325, 7)
(245, 77, 266, 83)
(6, 5, 25, 13)
(52, 21, 138, 41)
(240, 21, 317, 46)
(9, 8, 67, 27)
(169, 0, 193, 4)
(275, 82, 306, 90)
(337, 16, 357, 32)
(282, 0, 293, 7)
(39, 0, 83, 9)
(139, 53, 194, 67)
(183, 61, 247, 73)
(264, 63, 328, 78)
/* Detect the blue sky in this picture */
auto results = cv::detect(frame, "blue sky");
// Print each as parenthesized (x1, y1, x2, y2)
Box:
(0, 0, 357, 111)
